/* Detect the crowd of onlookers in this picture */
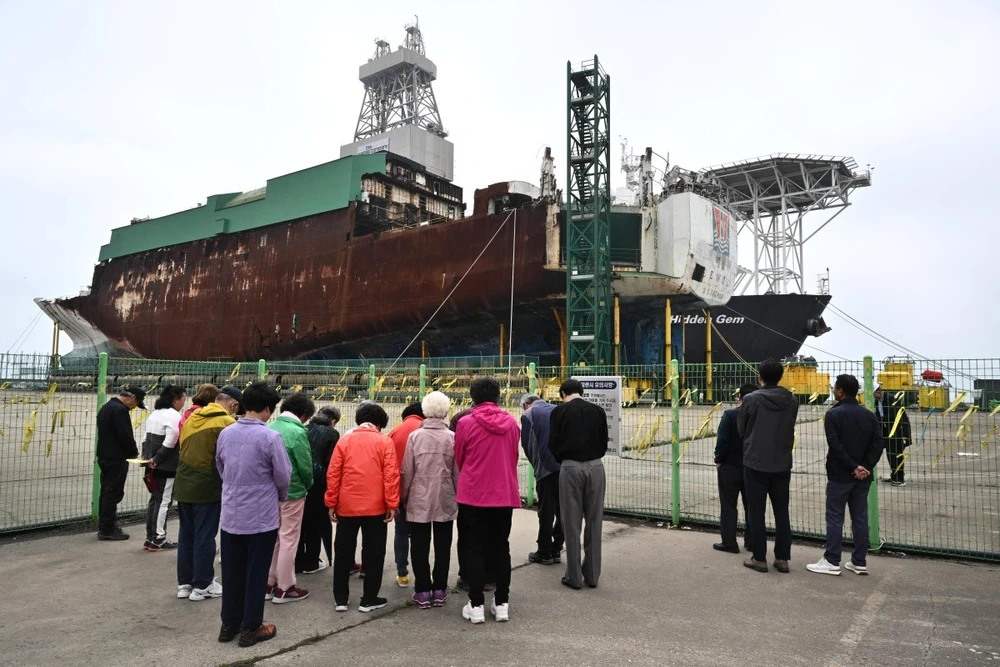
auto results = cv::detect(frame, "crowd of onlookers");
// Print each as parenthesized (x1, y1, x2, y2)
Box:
(94, 357, 895, 649)
(95, 376, 609, 648)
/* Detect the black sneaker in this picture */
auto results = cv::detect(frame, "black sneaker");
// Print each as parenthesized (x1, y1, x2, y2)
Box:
(713, 543, 740, 554)
(456, 577, 469, 591)
(238, 624, 276, 648)
(98, 530, 129, 541)
(218, 623, 240, 643)
(552, 551, 562, 564)
(528, 551, 554, 565)
(358, 597, 387, 613)
(153, 537, 178, 550)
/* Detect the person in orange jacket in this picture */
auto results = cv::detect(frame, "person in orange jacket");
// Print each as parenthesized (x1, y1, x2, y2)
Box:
(325, 402, 400, 613)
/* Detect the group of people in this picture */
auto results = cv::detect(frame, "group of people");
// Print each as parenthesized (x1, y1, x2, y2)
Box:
(712, 359, 907, 576)
(94, 374, 611, 649)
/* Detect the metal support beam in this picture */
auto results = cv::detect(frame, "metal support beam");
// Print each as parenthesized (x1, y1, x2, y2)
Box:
(566, 56, 612, 367)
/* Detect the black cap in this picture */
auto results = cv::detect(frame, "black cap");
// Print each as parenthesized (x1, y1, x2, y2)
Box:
(122, 386, 147, 410)
(219, 385, 243, 403)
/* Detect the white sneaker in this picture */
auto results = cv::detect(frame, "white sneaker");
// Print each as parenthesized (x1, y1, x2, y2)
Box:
(303, 561, 328, 574)
(490, 599, 509, 622)
(806, 558, 842, 576)
(189, 579, 223, 600)
(462, 601, 485, 624)
(844, 561, 868, 576)
(176, 584, 192, 599)
(335, 603, 349, 612)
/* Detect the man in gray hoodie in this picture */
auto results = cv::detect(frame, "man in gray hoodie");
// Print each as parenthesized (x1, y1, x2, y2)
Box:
(737, 358, 799, 574)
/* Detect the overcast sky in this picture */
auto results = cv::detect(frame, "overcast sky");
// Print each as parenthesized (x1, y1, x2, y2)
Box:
(1, 0, 997, 367)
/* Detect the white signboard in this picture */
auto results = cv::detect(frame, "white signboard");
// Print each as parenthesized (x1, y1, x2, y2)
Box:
(572, 376, 623, 458)
(357, 138, 390, 155)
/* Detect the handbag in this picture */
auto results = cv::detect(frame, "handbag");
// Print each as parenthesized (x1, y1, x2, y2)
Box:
(142, 469, 159, 493)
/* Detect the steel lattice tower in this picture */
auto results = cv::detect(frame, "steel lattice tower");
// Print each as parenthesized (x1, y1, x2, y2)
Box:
(354, 19, 447, 141)
(566, 57, 612, 367)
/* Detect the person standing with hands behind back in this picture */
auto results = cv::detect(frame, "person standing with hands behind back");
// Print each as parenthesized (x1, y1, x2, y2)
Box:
(807, 374, 884, 576)
(548, 379, 608, 591)
(712, 383, 756, 554)
(738, 359, 798, 574)
(326, 402, 400, 614)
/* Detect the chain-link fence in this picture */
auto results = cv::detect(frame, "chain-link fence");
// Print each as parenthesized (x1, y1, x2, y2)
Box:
(2, 353, 997, 561)
(0, 353, 100, 531)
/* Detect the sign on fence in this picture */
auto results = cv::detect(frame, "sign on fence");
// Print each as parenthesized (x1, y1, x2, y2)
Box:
(572, 375, 623, 457)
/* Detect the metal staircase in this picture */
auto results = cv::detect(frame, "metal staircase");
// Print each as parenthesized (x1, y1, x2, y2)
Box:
(565, 57, 612, 367)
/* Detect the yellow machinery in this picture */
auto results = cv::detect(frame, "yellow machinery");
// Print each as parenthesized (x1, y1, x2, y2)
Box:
(918, 385, 949, 410)
(778, 356, 830, 405)
(877, 357, 922, 406)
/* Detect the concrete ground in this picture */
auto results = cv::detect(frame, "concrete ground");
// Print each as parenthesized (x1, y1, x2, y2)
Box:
(1, 511, 997, 667)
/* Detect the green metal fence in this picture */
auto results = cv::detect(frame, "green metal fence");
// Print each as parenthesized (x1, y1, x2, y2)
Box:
(1, 353, 997, 562)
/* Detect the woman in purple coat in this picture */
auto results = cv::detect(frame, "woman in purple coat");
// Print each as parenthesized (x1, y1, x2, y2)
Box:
(215, 383, 291, 648)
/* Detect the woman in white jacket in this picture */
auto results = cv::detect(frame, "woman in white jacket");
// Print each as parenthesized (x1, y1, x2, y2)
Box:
(143, 385, 187, 551)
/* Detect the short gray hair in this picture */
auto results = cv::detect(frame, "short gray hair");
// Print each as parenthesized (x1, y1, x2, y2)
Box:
(421, 391, 451, 420)
(520, 393, 541, 408)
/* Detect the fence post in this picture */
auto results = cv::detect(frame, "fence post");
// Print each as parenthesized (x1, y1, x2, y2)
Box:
(91, 352, 108, 521)
(258, 358, 267, 381)
(526, 362, 537, 507)
(419, 364, 427, 400)
(671, 359, 681, 526)
(863, 355, 881, 548)
(368, 364, 376, 401)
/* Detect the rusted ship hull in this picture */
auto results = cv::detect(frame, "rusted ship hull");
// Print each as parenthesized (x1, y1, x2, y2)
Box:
(46, 200, 564, 361)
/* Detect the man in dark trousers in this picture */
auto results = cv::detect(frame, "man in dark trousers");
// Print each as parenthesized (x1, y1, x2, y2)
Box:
(95, 386, 147, 540)
(737, 359, 798, 574)
(549, 379, 608, 590)
(520, 393, 562, 565)
(807, 374, 884, 576)
(712, 383, 757, 554)
(874, 384, 912, 486)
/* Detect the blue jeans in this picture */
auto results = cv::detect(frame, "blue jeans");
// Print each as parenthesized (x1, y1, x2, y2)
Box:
(221, 529, 277, 631)
(823, 479, 871, 567)
(177, 501, 221, 589)
(394, 504, 409, 576)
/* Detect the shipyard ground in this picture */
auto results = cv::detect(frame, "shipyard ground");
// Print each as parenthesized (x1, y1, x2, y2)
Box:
(1, 512, 997, 667)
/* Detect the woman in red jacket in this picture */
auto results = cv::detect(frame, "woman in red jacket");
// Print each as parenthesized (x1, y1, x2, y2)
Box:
(325, 402, 400, 613)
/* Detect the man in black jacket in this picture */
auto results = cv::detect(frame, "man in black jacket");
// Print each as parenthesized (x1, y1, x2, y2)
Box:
(875, 384, 912, 486)
(549, 379, 608, 590)
(807, 374, 884, 576)
(712, 383, 757, 554)
(737, 359, 799, 573)
(96, 386, 146, 540)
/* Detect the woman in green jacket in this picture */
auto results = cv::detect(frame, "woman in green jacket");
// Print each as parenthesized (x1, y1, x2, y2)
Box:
(266, 393, 315, 603)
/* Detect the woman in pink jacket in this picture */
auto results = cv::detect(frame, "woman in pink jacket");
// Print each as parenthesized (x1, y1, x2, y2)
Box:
(453, 378, 521, 625)
(401, 391, 459, 610)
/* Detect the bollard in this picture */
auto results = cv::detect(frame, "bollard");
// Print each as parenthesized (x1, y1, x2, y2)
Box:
(91, 352, 108, 520)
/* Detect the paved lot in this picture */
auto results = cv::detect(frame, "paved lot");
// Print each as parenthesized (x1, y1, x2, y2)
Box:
(0, 510, 997, 667)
